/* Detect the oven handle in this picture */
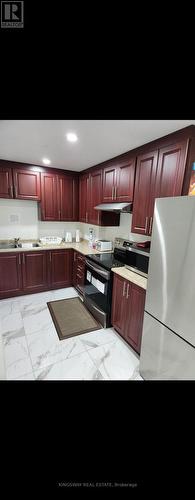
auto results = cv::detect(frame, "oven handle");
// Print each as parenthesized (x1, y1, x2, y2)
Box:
(85, 259, 110, 280)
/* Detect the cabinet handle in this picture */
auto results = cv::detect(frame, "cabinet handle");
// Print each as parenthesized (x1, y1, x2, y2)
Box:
(145, 216, 149, 234)
(123, 281, 126, 297)
(149, 216, 153, 235)
(112, 187, 114, 200)
(126, 283, 130, 299)
(86, 211, 88, 222)
(14, 185, 17, 198)
(115, 186, 117, 200)
(18, 254, 21, 265)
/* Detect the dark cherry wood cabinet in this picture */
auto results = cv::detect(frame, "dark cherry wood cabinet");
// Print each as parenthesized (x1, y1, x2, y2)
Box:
(39, 172, 59, 221)
(0, 253, 23, 298)
(40, 172, 78, 222)
(12, 168, 41, 200)
(73, 251, 85, 294)
(49, 249, 73, 288)
(102, 158, 135, 203)
(22, 251, 48, 293)
(79, 173, 90, 222)
(0, 163, 41, 200)
(115, 158, 136, 202)
(0, 166, 13, 198)
(102, 164, 118, 202)
(131, 150, 158, 235)
(89, 169, 102, 225)
(131, 140, 189, 236)
(111, 273, 126, 336)
(125, 282, 146, 354)
(58, 174, 78, 221)
(111, 273, 146, 354)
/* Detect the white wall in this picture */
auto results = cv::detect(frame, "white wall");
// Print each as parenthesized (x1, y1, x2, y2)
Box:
(0, 199, 151, 243)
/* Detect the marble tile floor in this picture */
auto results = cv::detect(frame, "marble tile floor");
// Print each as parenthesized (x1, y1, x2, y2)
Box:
(0, 287, 143, 381)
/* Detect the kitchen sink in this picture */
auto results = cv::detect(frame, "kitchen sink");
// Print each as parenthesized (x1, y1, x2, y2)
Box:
(17, 243, 40, 248)
(0, 243, 18, 249)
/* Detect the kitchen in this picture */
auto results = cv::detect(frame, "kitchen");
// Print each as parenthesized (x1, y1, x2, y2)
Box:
(0, 120, 195, 380)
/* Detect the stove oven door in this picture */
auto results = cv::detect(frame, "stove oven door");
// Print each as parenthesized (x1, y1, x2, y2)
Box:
(83, 258, 111, 328)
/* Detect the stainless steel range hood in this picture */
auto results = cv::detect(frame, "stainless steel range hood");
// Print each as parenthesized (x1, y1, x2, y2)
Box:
(94, 202, 132, 213)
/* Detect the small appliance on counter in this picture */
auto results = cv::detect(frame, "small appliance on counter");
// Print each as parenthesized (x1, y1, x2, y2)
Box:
(88, 228, 95, 248)
(95, 240, 113, 252)
(65, 232, 72, 243)
(75, 229, 80, 243)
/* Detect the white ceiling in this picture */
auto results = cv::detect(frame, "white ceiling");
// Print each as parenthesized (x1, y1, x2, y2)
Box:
(0, 120, 194, 171)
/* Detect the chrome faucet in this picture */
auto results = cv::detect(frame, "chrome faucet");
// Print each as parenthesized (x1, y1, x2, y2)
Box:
(14, 238, 20, 247)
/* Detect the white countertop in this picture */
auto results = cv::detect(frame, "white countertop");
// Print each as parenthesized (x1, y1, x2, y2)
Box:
(111, 267, 147, 290)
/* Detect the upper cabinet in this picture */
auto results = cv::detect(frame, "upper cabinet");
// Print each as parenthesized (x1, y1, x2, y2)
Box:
(102, 157, 135, 203)
(89, 169, 102, 225)
(131, 150, 158, 235)
(79, 173, 90, 223)
(40, 172, 78, 222)
(131, 139, 189, 236)
(40, 172, 59, 221)
(58, 174, 78, 221)
(102, 164, 118, 202)
(79, 169, 120, 226)
(0, 163, 41, 201)
(0, 166, 13, 198)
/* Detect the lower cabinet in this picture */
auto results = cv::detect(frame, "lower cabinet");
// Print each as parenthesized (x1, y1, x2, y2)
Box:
(0, 253, 23, 298)
(111, 273, 146, 354)
(49, 249, 73, 288)
(73, 250, 85, 294)
(22, 251, 48, 293)
(0, 249, 73, 299)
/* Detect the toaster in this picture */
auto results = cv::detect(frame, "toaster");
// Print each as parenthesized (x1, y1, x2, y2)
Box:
(96, 240, 113, 251)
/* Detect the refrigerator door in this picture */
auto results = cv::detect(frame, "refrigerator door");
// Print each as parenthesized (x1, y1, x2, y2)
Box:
(140, 312, 195, 380)
(145, 196, 195, 347)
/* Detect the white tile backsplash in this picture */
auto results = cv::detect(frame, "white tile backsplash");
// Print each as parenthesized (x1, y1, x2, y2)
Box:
(0, 199, 151, 243)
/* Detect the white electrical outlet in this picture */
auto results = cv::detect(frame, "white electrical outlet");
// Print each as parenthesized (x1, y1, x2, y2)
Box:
(8, 214, 20, 224)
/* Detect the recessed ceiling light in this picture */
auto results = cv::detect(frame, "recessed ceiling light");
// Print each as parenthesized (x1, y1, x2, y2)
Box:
(42, 158, 51, 165)
(66, 132, 78, 143)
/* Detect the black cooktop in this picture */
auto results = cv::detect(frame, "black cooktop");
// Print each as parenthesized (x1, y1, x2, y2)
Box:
(87, 252, 125, 271)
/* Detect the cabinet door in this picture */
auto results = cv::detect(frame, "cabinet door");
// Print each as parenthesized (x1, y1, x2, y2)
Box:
(111, 274, 126, 336)
(102, 165, 117, 202)
(116, 158, 136, 202)
(0, 166, 13, 198)
(0, 253, 22, 298)
(40, 172, 59, 221)
(13, 168, 41, 200)
(50, 250, 73, 288)
(22, 251, 48, 292)
(58, 174, 78, 221)
(89, 169, 102, 225)
(155, 140, 189, 200)
(79, 174, 90, 222)
(125, 283, 146, 354)
(131, 150, 158, 235)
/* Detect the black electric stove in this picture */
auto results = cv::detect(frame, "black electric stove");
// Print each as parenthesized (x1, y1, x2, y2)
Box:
(86, 252, 125, 271)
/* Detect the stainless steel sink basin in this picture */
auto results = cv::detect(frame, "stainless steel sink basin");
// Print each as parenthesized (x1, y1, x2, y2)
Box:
(0, 244, 17, 249)
(17, 243, 40, 248)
